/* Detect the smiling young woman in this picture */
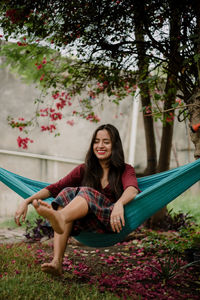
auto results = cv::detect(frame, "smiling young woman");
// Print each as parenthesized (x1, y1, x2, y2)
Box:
(14, 124, 140, 275)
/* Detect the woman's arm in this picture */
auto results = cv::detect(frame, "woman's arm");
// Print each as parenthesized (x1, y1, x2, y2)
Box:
(117, 186, 138, 206)
(15, 188, 51, 226)
(110, 186, 138, 233)
(25, 188, 51, 205)
(45, 164, 84, 197)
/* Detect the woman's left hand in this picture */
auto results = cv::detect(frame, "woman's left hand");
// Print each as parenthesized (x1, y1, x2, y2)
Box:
(110, 201, 125, 233)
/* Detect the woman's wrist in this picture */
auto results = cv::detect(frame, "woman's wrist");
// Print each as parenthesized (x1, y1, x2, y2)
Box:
(115, 199, 124, 206)
(25, 198, 33, 205)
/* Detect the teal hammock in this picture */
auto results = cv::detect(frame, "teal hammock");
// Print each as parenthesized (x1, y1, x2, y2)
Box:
(0, 159, 200, 248)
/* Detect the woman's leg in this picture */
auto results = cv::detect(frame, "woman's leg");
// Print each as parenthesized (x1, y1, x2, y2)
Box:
(33, 195, 88, 234)
(41, 220, 73, 276)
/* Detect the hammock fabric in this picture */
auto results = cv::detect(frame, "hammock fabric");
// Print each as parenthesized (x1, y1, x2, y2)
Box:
(0, 159, 200, 248)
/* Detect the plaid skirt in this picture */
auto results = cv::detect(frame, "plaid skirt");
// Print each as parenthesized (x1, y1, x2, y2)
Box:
(51, 187, 115, 236)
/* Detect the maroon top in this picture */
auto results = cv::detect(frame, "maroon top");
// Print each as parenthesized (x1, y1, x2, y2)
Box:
(46, 163, 140, 200)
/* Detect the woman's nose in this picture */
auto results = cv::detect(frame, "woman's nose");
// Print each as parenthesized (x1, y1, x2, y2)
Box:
(98, 141, 104, 147)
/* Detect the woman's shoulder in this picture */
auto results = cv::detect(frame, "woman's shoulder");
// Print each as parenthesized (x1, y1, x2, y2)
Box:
(122, 163, 136, 177)
(73, 163, 85, 174)
(77, 163, 85, 169)
(65, 163, 85, 182)
(124, 163, 135, 171)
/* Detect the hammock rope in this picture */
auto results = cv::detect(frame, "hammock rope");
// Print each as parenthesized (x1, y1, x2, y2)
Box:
(0, 159, 200, 247)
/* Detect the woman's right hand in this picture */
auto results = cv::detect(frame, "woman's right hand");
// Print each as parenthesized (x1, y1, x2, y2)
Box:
(14, 189, 51, 226)
(14, 200, 29, 226)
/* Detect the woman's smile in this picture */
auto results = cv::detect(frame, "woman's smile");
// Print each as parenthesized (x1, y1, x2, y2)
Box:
(97, 150, 106, 154)
(93, 129, 112, 161)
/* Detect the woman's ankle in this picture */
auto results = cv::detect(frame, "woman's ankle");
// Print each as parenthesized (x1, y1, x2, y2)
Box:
(52, 257, 63, 265)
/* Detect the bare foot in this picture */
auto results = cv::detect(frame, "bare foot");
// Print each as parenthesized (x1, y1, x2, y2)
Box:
(32, 199, 65, 234)
(41, 260, 62, 276)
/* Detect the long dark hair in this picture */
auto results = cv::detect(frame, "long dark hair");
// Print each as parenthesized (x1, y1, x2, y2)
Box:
(82, 124, 125, 199)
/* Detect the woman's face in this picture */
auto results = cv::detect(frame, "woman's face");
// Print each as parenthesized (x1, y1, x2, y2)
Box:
(93, 129, 112, 162)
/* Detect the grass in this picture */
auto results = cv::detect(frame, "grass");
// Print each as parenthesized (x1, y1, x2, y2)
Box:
(0, 243, 124, 300)
(167, 190, 200, 224)
(0, 271, 119, 300)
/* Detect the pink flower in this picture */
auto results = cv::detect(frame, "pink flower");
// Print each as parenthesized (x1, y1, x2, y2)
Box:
(40, 108, 48, 117)
(67, 120, 74, 126)
(176, 98, 183, 105)
(52, 92, 60, 99)
(166, 112, 174, 123)
(50, 112, 62, 121)
(56, 99, 66, 110)
(49, 124, 56, 132)
(37, 64, 42, 70)
(145, 105, 151, 114)
(40, 74, 45, 81)
(17, 136, 33, 149)
(41, 125, 56, 132)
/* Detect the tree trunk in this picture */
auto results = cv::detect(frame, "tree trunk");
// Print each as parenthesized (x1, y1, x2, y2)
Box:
(189, 90, 200, 159)
(157, 79, 176, 172)
(150, 77, 176, 227)
(134, 1, 157, 175)
(149, 1, 181, 227)
(189, 1, 200, 160)
(141, 92, 157, 175)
